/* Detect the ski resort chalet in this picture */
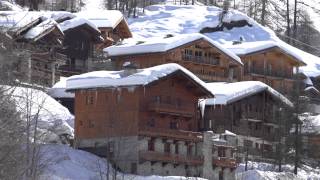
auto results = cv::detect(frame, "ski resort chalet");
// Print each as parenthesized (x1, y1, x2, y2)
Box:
(225, 41, 307, 95)
(66, 63, 237, 179)
(104, 33, 243, 82)
(203, 81, 293, 163)
(0, 9, 132, 86)
(76, 10, 132, 49)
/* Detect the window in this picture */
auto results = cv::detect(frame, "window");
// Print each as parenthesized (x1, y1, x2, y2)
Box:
(107, 141, 114, 158)
(218, 147, 226, 157)
(148, 139, 155, 151)
(130, 163, 137, 174)
(187, 145, 192, 156)
(88, 120, 94, 128)
(170, 121, 178, 129)
(255, 143, 259, 149)
(86, 95, 94, 105)
(175, 143, 179, 154)
(164, 142, 170, 153)
(147, 118, 155, 127)
(219, 170, 224, 180)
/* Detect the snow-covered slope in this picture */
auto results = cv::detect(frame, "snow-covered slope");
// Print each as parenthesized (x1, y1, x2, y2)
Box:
(236, 161, 320, 180)
(127, 4, 320, 77)
(40, 144, 206, 180)
(5, 86, 74, 143)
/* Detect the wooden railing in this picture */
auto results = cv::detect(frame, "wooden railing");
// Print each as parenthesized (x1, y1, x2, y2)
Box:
(245, 68, 293, 79)
(139, 127, 203, 142)
(182, 55, 220, 66)
(139, 150, 204, 165)
(148, 101, 194, 117)
(212, 157, 237, 168)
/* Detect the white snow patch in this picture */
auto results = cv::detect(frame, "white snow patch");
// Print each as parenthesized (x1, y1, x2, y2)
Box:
(75, 10, 124, 28)
(204, 81, 293, 107)
(104, 33, 242, 65)
(4, 86, 74, 142)
(66, 63, 213, 98)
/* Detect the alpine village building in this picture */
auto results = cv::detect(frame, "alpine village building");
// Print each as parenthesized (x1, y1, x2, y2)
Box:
(66, 64, 237, 179)
(225, 41, 307, 95)
(0, 9, 132, 86)
(104, 33, 243, 82)
(202, 81, 293, 163)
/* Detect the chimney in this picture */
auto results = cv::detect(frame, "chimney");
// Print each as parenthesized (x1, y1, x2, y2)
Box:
(122, 61, 138, 77)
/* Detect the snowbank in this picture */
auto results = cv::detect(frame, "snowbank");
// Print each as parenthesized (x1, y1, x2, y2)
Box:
(40, 144, 206, 180)
(5, 86, 74, 143)
(236, 161, 320, 180)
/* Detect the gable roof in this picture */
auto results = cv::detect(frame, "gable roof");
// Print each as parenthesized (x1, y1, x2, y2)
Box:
(224, 41, 306, 66)
(65, 63, 214, 97)
(205, 81, 293, 107)
(75, 10, 124, 29)
(104, 33, 242, 65)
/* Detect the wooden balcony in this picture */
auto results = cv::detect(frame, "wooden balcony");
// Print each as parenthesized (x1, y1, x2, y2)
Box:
(212, 157, 237, 168)
(139, 150, 204, 165)
(182, 55, 220, 67)
(148, 101, 194, 117)
(58, 65, 84, 76)
(245, 68, 293, 79)
(139, 127, 203, 142)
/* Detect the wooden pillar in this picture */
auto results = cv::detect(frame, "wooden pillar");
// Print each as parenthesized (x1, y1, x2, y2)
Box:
(28, 55, 32, 83)
(51, 62, 56, 87)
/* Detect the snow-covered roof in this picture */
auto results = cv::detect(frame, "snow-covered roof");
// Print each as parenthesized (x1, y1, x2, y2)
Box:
(48, 77, 74, 99)
(0, 1, 22, 11)
(75, 10, 124, 29)
(104, 33, 242, 65)
(224, 41, 307, 66)
(0, 11, 42, 32)
(59, 17, 100, 32)
(24, 18, 62, 41)
(66, 63, 214, 97)
(205, 81, 293, 107)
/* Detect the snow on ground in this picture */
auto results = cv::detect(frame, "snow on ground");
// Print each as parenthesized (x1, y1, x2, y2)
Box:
(4, 86, 74, 143)
(236, 161, 320, 180)
(40, 144, 206, 180)
(299, 113, 320, 135)
(127, 4, 320, 78)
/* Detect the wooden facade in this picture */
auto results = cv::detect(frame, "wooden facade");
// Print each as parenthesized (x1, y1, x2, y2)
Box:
(240, 47, 305, 95)
(58, 24, 103, 76)
(204, 90, 290, 162)
(97, 18, 132, 50)
(108, 38, 242, 82)
(74, 72, 210, 139)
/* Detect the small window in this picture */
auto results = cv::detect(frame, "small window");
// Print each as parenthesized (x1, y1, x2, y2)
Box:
(218, 147, 226, 157)
(148, 139, 155, 151)
(130, 163, 137, 174)
(86, 95, 94, 105)
(147, 118, 155, 127)
(88, 120, 94, 128)
(164, 142, 170, 153)
(170, 121, 178, 129)
(107, 141, 114, 157)
(175, 143, 179, 154)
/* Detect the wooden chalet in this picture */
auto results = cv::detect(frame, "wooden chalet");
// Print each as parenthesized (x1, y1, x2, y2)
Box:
(65, 63, 235, 179)
(226, 41, 306, 95)
(57, 17, 104, 76)
(104, 33, 243, 82)
(203, 81, 293, 163)
(0, 11, 67, 86)
(76, 10, 132, 49)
